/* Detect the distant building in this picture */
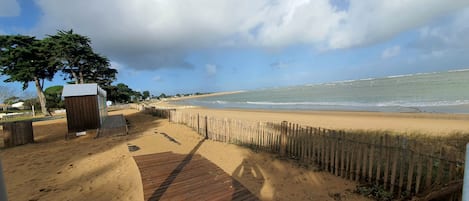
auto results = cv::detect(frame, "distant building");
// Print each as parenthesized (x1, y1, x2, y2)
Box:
(11, 102, 24, 109)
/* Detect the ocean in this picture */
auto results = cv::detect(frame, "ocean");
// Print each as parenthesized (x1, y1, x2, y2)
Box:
(174, 69, 469, 113)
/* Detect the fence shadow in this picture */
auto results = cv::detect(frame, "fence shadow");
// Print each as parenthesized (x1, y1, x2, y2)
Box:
(166, 109, 467, 200)
(149, 139, 205, 200)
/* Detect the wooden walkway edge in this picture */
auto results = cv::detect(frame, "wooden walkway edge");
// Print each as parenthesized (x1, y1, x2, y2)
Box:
(133, 147, 259, 201)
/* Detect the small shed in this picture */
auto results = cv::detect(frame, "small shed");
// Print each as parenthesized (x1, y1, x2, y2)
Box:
(62, 83, 107, 133)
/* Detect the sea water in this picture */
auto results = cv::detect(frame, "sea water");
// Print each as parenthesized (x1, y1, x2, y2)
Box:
(174, 69, 469, 113)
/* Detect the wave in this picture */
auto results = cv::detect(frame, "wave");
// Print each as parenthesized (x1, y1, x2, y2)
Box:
(228, 100, 469, 107)
(448, 68, 469, 72)
(301, 69, 467, 89)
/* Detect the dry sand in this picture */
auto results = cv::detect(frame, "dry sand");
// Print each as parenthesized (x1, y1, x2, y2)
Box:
(0, 110, 144, 201)
(128, 117, 369, 201)
(0, 108, 372, 201)
(2, 104, 468, 201)
(180, 108, 469, 135)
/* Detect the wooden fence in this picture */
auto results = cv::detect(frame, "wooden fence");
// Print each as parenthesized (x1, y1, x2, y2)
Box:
(167, 110, 465, 200)
(144, 107, 175, 119)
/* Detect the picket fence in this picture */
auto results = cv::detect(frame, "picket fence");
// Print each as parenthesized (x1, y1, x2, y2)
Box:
(148, 108, 465, 200)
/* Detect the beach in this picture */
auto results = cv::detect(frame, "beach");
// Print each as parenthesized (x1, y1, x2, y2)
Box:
(1, 101, 468, 200)
(0, 108, 371, 201)
(180, 108, 469, 135)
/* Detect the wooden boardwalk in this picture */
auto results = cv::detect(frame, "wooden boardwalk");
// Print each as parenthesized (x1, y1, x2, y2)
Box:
(134, 151, 259, 201)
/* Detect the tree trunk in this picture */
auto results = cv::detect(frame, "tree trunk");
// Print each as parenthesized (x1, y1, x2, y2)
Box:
(34, 77, 50, 116)
(79, 70, 84, 84)
(71, 71, 79, 84)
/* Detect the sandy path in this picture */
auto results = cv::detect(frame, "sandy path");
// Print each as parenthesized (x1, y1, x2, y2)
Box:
(1, 109, 371, 201)
(129, 117, 370, 201)
(0, 110, 145, 201)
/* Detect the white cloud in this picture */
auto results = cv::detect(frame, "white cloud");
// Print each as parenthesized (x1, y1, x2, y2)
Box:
(0, 0, 20, 17)
(381, 46, 400, 59)
(30, 0, 469, 70)
(328, 0, 469, 49)
(205, 64, 217, 75)
(153, 76, 162, 82)
(412, 8, 469, 53)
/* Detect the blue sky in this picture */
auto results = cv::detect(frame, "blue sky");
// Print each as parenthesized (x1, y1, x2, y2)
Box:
(1, 0, 469, 98)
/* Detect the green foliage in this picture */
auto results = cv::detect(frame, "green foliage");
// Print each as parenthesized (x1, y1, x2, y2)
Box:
(23, 97, 41, 110)
(44, 85, 64, 109)
(0, 35, 58, 89)
(3, 96, 19, 104)
(142, 91, 150, 100)
(356, 184, 394, 201)
(159, 93, 167, 99)
(104, 83, 138, 103)
(48, 30, 117, 85)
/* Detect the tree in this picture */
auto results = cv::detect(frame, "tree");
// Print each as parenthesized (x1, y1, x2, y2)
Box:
(0, 85, 18, 104)
(158, 93, 167, 99)
(44, 85, 64, 109)
(82, 53, 117, 87)
(23, 97, 40, 112)
(104, 83, 136, 103)
(3, 96, 20, 105)
(49, 30, 117, 85)
(0, 35, 58, 115)
(142, 91, 150, 100)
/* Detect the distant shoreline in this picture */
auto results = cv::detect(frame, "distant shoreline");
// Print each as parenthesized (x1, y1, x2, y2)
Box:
(168, 90, 245, 101)
(150, 99, 469, 135)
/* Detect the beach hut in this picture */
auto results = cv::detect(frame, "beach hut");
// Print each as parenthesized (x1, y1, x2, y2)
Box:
(62, 83, 107, 133)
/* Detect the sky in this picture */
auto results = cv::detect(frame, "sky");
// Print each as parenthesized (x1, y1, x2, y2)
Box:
(1, 0, 469, 97)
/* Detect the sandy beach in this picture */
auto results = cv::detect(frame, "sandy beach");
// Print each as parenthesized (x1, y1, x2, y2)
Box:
(0, 108, 372, 201)
(1, 102, 468, 200)
(154, 100, 469, 135)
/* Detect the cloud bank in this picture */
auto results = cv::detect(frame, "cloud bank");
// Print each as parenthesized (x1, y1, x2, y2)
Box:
(31, 0, 469, 70)
(0, 0, 20, 17)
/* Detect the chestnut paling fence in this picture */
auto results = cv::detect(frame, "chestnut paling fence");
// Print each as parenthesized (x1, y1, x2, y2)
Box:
(148, 107, 465, 200)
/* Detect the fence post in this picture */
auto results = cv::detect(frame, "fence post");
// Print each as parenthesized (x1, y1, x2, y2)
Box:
(197, 114, 200, 134)
(463, 143, 469, 201)
(168, 109, 172, 122)
(205, 116, 208, 139)
(280, 121, 288, 157)
(0, 160, 7, 201)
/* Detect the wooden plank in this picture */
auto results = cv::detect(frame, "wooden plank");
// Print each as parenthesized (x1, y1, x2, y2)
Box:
(134, 152, 259, 201)
(376, 136, 383, 185)
(383, 134, 390, 189)
(348, 135, 354, 180)
(280, 121, 287, 156)
(368, 137, 375, 183)
(340, 132, 346, 177)
(398, 137, 407, 197)
(362, 135, 368, 181)
(324, 129, 329, 171)
(406, 140, 416, 195)
(334, 131, 340, 176)
(355, 135, 362, 182)
(425, 152, 433, 189)
(435, 146, 444, 185)
(415, 144, 423, 194)
(390, 136, 399, 193)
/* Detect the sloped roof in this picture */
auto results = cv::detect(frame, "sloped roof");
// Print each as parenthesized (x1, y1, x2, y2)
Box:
(62, 83, 107, 97)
